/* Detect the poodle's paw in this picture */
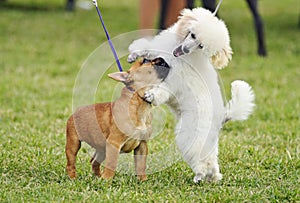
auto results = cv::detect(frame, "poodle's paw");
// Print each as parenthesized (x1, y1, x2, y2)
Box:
(212, 173, 223, 182)
(144, 90, 154, 103)
(206, 172, 223, 182)
(127, 52, 139, 63)
(127, 50, 149, 63)
(144, 52, 158, 61)
(193, 173, 205, 183)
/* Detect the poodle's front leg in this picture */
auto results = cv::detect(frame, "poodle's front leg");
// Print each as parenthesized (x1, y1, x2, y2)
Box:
(128, 50, 149, 63)
(128, 38, 150, 63)
(128, 38, 159, 63)
(128, 50, 159, 63)
(144, 85, 171, 106)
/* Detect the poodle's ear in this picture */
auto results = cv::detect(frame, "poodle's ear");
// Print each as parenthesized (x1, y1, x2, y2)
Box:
(176, 9, 197, 39)
(179, 8, 196, 19)
(211, 45, 233, 69)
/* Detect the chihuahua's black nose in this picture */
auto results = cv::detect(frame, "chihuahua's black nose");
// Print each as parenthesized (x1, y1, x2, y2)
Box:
(153, 57, 170, 68)
(152, 57, 170, 81)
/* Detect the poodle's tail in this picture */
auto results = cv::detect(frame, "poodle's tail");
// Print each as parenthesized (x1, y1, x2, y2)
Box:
(224, 80, 255, 123)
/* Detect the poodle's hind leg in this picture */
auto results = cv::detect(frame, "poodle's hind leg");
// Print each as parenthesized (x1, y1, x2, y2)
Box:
(205, 153, 222, 182)
(192, 150, 222, 183)
(206, 162, 222, 182)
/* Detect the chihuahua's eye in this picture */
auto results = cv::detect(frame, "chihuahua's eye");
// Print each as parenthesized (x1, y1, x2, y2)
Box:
(191, 33, 196, 39)
(198, 43, 203, 49)
(142, 58, 151, 64)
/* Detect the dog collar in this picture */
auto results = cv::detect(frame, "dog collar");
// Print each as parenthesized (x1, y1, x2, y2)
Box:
(126, 86, 135, 92)
(126, 86, 151, 105)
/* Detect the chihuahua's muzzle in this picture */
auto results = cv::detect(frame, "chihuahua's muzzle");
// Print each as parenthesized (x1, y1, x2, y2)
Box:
(152, 57, 171, 81)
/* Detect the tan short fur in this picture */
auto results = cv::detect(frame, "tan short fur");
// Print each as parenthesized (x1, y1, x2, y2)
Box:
(65, 59, 167, 181)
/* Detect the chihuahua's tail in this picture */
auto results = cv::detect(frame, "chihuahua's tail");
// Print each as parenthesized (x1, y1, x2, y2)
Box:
(224, 80, 255, 123)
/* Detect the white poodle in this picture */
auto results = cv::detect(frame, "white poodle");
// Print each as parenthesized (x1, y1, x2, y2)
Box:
(127, 7, 255, 183)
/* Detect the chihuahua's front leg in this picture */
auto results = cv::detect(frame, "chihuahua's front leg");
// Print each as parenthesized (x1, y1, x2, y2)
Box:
(134, 141, 148, 181)
(101, 141, 120, 180)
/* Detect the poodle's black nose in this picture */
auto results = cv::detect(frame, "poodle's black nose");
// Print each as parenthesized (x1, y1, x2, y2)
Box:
(182, 46, 190, 54)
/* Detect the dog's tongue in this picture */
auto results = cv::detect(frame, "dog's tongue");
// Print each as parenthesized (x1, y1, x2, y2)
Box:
(173, 45, 184, 57)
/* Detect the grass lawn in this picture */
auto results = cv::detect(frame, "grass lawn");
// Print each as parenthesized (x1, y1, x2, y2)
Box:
(0, 0, 299, 202)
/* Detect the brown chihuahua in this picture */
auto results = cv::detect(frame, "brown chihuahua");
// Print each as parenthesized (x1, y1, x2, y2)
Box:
(65, 57, 170, 181)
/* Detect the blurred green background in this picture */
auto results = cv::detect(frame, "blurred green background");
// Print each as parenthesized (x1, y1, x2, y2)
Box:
(0, 0, 299, 202)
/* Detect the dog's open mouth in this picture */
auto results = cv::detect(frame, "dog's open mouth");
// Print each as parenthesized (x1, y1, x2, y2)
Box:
(173, 45, 189, 57)
(173, 45, 184, 57)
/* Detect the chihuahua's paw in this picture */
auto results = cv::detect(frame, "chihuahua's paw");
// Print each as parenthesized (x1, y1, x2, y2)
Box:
(66, 165, 77, 179)
(144, 91, 154, 103)
(101, 173, 114, 180)
(101, 168, 115, 180)
(137, 175, 148, 181)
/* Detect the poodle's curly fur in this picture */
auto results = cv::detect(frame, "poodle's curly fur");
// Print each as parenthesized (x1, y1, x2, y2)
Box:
(128, 7, 255, 183)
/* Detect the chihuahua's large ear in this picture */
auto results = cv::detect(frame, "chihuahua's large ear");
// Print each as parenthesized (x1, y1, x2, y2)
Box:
(211, 45, 233, 69)
(108, 72, 129, 82)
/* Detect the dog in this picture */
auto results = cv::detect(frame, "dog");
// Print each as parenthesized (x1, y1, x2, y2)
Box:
(162, 0, 267, 56)
(65, 57, 170, 181)
(127, 7, 255, 183)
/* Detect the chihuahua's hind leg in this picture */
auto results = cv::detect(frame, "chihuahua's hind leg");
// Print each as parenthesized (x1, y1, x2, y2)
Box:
(65, 122, 81, 179)
(134, 141, 148, 181)
(90, 150, 105, 177)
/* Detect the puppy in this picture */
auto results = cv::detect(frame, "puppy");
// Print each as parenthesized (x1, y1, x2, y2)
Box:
(128, 7, 255, 183)
(65, 58, 170, 181)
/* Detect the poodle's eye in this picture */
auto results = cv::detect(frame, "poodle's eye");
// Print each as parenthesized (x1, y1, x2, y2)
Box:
(198, 43, 204, 49)
(142, 58, 151, 64)
(191, 33, 196, 39)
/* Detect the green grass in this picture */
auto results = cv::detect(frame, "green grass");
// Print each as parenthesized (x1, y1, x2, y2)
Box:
(0, 0, 299, 202)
